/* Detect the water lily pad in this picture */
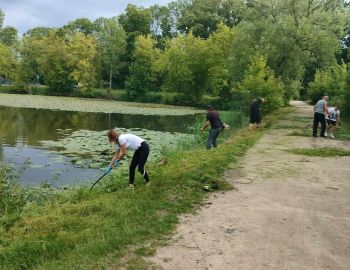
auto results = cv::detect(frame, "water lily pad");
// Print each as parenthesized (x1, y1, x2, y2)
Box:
(30, 164, 45, 169)
(39, 127, 194, 168)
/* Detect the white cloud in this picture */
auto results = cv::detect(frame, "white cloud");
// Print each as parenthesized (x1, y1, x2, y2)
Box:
(1, 0, 173, 34)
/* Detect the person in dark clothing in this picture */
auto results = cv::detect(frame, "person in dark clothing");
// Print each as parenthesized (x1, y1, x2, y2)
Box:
(106, 129, 150, 188)
(200, 105, 224, 149)
(249, 97, 265, 131)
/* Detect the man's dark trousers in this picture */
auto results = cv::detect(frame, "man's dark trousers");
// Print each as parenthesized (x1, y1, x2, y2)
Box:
(313, 112, 326, 137)
(207, 128, 222, 149)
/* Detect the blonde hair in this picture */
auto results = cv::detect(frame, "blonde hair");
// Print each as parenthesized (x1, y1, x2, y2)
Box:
(107, 129, 120, 143)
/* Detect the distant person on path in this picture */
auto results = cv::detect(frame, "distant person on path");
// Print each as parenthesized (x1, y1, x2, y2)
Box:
(326, 106, 341, 139)
(313, 96, 329, 137)
(106, 129, 150, 188)
(249, 97, 265, 131)
(200, 105, 224, 149)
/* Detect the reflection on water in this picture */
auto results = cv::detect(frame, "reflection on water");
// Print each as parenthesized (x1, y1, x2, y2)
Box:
(0, 106, 199, 147)
(0, 106, 200, 186)
(3, 145, 100, 186)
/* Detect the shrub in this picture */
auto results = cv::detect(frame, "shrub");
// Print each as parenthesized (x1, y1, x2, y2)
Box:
(307, 64, 347, 104)
(235, 55, 284, 113)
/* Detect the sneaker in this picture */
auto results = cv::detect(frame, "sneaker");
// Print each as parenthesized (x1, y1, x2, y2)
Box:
(128, 184, 135, 189)
(325, 131, 328, 136)
(329, 133, 335, 139)
(145, 181, 151, 187)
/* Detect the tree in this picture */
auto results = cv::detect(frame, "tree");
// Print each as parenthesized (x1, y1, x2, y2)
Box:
(177, 0, 245, 38)
(118, 4, 153, 83)
(244, 0, 346, 85)
(236, 55, 284, 113)
(150, 3, 182, 40)
(125, 35, 160, 100)
(343, 70, 350, 114)
(0, 43, 16, 81)
(94, 17, 127, 92)
(0, 9, 4, 29)
(16, 35, 42, 85)
(24, 27, 52, 38)
(226, 0, 347, 104)
(63, 18, 95, 35)
(207, 23, 236, 97)
(119, 4, 152, 53)
(34, 32, 75, 91)
(307, 63, 347, 104)
(31, 31, 98, 93)
(69, 32, 98, 93)
(0, 26, 18, 47)
(160, 33, 210, 103)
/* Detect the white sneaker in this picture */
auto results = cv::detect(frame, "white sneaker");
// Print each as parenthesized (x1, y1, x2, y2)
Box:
(330, 133, 335, 139)
(325, 131, 328, 136)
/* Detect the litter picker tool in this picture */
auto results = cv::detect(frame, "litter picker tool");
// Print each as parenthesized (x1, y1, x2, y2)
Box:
(90, 172, 108, 191)
(90, 160, 122, 191)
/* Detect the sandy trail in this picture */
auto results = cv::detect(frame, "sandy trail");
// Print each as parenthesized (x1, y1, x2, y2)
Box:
(149, 101, 350, 270)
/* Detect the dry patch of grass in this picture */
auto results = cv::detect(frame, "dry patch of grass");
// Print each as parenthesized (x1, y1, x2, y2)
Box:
(288, 147, 350, 157)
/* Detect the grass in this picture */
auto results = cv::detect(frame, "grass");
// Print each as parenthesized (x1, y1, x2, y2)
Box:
(334, 120, 350, 141)
(286, 118, 350, 140)
(287, 130, 309, 137)
(288, 147, 350, 157)
(0, 107, 292, 270)
(281, 115, 313, 124)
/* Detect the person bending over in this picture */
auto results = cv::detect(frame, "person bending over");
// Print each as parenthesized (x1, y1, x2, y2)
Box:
(200, 105, 224, 149)
(326, 106, 341, 139)
(106, 129, 150, 188)
(249, 97, 265, 131)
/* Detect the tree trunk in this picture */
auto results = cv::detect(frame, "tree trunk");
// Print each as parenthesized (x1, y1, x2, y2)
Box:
(108, 67, 112, 98)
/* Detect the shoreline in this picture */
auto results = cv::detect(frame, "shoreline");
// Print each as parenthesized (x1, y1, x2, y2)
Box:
(0, 93, 201, 116)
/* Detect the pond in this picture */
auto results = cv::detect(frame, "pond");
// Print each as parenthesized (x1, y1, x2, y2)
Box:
(0, 105, 200, 187)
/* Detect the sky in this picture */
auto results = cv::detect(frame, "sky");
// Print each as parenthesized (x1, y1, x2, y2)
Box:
(1, 0, 173, 34)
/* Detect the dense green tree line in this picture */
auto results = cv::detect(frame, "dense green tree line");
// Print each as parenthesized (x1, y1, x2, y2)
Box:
(0, 1, 350, 111)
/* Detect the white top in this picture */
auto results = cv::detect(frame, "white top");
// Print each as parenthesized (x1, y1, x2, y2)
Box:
(326, 107, 340, 120)
(115, 134, 144, 151)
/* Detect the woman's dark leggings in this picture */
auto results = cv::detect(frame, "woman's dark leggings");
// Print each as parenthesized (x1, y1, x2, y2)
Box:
(129, 142, 150, 184)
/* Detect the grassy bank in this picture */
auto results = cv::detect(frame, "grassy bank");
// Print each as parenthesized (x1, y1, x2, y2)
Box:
(0, 108, 293, 269)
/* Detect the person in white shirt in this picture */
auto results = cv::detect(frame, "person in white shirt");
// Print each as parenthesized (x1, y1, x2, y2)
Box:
(106, 129, 150, 188)
(326, 106, 341, 139)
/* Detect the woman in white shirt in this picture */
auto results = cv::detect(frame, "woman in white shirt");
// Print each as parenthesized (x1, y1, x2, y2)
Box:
(106, 129, 150, 188)
(326, 106, 341, 139)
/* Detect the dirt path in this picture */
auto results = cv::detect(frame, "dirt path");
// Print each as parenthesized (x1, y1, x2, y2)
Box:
(149, 101, 350, 270)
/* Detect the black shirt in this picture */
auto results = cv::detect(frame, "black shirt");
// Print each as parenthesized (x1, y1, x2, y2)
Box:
(250, 100, 261, 116)
(249, 100, 262, 123)
(206, 111, 223, 129)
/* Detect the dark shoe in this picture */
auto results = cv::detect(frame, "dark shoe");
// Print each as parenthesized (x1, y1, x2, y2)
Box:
(312, 135, 318, 137)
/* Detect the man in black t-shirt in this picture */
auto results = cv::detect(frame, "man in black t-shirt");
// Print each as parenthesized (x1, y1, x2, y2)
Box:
(249, 97, 265, 131)
(200, 105, 224, 149)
